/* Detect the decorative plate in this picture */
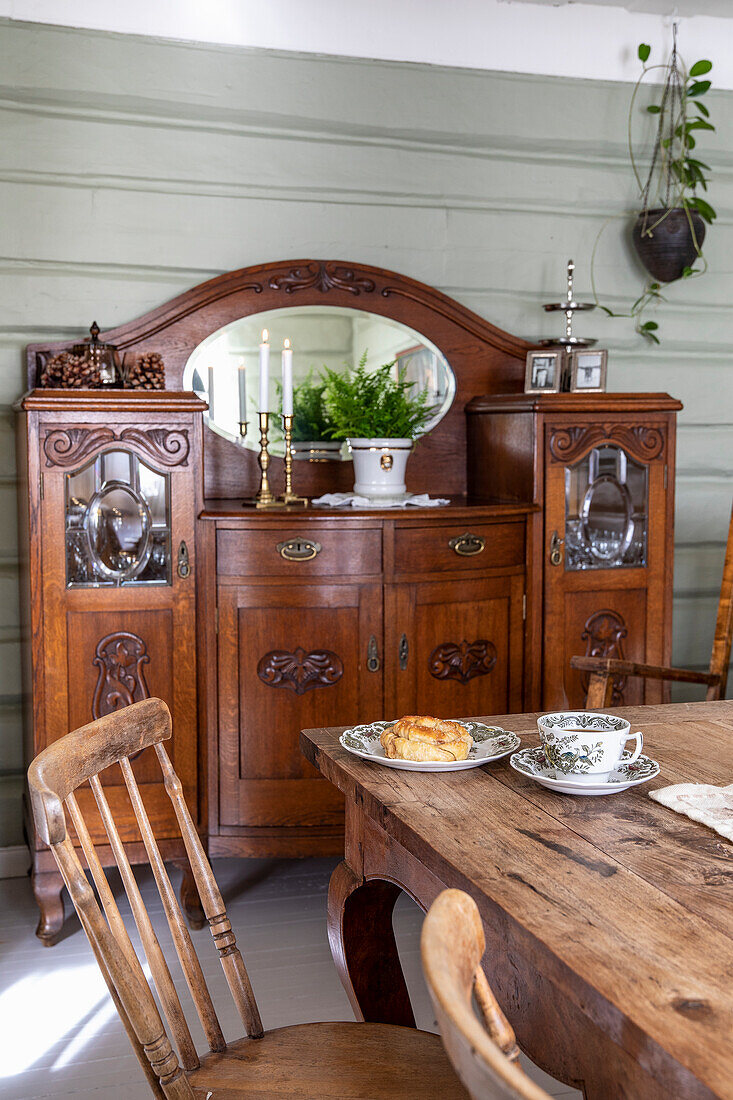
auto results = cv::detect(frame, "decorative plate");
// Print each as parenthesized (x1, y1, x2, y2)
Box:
(509, 746, 659, 796)
(339, 720, 520, 772)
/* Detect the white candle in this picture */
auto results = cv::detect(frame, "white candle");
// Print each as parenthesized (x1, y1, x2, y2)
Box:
(237, 360, 247, 423)
(207, 365, 215, 420)
(259, 329, 270, 412)
(282, 338, 293, 417)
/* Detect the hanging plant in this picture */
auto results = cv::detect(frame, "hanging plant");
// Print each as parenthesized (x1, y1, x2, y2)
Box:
(593, 28, 715, 343)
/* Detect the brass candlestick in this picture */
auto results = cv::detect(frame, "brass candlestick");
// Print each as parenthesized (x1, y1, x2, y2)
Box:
(280, 414, 308, 507)
(238, 420, 249, 440)
(254, 411, 280, 508)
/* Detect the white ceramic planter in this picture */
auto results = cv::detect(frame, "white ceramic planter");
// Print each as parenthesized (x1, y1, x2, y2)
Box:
(349, 438, 413, 499)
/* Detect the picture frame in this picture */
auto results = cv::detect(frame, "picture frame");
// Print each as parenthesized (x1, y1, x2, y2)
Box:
(569, 349, 608, 393)
(524, 350, 563, 394)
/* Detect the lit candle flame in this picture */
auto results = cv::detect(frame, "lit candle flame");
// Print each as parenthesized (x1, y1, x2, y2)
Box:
(284, 338, 291, 349)
(261, 329, 269, 343)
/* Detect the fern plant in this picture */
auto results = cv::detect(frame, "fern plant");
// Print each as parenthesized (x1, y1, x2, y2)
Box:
(322, 353, 435, 440)
(291, 371, 342, 442)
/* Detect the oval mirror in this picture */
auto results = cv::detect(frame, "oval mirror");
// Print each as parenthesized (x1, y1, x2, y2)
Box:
(183, 306, 455, 458)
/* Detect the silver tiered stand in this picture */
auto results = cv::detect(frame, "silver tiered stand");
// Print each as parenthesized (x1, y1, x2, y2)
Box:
(539, 259, 597, 348)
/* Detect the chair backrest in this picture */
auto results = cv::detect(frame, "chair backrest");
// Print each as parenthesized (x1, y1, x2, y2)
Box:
(28, 698, 263, 1100)
(421, 890, 551, 1100)
(707, 500, 733, 699)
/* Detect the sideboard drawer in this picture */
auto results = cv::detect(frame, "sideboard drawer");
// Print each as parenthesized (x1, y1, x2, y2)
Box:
(216, 526, 382, 577)
(394, 521, 525, 574)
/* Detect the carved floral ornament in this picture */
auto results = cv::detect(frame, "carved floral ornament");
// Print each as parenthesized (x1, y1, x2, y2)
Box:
(43, 427, 190, 468)
(579, 609, 628, 706)
(257, 647, 344, 695)
(428, 640, 497, 685)
(269, 262, 376, 296)
(548, 424, 665, 465)
(92, 631, 150, 720)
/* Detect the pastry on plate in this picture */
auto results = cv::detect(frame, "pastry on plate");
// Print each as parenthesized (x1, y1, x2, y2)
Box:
(380, 715, 473, 762)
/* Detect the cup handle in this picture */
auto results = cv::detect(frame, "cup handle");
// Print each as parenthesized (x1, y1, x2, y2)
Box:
(623, 732, 643, 765)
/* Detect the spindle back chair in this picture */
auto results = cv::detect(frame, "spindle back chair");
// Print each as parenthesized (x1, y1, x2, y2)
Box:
(421, 890, 552, 1100)
(571, 499, 733, 708)
(28, 698, 468, 1098)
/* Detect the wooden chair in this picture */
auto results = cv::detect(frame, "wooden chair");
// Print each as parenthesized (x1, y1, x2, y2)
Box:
(421, 890, 553, 1100)
(27, 698, 468, 1099)
(571, 500, 733, 708)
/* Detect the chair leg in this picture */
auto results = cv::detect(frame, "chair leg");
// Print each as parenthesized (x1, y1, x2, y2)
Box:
(585, 671, 613, 709)
(176, 860, 206, 931)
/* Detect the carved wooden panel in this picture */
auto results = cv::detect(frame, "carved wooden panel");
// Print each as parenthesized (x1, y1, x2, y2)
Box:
(44, 427, 115, 467)
(118, 428, 190, 466)
(92, 631, 150, 719)
(580, 609, 628, 705)
(257, 647, 344, 695)
(428, 639, 498, 684)
(269, 262, 376, 296)
(548, 424, 665, 465)
(44, 426, 189, 467)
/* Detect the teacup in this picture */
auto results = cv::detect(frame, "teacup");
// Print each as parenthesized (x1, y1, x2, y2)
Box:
(537, 711, 643, 784)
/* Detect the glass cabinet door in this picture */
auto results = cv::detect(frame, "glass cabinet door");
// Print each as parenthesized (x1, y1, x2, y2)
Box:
(65, 449, 171, 587)
(564, 445, 648, 571)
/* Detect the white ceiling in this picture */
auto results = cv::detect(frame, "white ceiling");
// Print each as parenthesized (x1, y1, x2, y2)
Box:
(2, 0, 733, 87)
(511, 0, 733, 15)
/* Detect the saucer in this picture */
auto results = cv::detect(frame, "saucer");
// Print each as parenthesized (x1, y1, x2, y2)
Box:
(339, 720, 520, 772)
(509, 746, 659, 796)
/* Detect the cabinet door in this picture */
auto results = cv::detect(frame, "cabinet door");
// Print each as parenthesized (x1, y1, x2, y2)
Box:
(543, 424, 669, 709)
(39, 434, 198, 843)
(387, 575, 525, 720)
(218, 582, 382, 829)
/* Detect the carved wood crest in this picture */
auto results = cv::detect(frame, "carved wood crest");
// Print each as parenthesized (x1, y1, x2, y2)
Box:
(580, 610, 628, 705)
(428, 640, 497, 684)
(257, 647, 344, 695)
(92, 631, 150, 719)
(548, 424, 665, 465)
(269, 262, 376, 296)
(44, 427, 190, 467)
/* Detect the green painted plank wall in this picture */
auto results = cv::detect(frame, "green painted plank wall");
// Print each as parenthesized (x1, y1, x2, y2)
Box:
(1, 19, 731, 846)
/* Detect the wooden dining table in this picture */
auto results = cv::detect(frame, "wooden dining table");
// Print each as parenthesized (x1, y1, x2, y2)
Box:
(300, 700, 733, 1100)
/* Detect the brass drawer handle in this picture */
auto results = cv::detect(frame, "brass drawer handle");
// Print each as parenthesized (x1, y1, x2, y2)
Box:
(449, 532, 486, 557)
(367, 635, 381, 673)
(177, 540, 190, 578)
(277, 537, 322, 562)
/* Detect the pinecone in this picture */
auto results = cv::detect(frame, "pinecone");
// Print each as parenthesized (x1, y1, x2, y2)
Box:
(39, 351, 100, 388)
(126, 351, 165, 390)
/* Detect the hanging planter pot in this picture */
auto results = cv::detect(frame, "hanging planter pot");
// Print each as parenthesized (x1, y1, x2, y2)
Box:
(592, 31, 716, 342)
(632, 207, 706, 283)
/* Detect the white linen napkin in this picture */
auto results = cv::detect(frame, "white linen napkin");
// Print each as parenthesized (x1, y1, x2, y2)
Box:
(649, 783, 733, 842)
(311, 492, 450, 509)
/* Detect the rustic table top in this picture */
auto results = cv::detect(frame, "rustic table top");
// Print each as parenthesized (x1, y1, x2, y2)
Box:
(301, 700, 733, 1100)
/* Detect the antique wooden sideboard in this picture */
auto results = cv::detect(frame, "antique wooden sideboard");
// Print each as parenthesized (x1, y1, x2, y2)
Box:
(17, 259, 681, 942)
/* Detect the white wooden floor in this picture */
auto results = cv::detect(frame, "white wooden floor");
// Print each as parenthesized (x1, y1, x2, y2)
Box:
(0, 858, 581, 1099)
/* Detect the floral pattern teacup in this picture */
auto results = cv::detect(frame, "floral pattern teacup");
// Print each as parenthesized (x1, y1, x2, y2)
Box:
(537, 711, 643, 784)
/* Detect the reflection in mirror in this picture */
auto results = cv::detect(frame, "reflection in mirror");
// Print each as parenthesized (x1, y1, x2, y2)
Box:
(183, 307, 455, 458)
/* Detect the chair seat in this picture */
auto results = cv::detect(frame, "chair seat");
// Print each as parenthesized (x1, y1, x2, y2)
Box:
(188, 1021, 469, 1098)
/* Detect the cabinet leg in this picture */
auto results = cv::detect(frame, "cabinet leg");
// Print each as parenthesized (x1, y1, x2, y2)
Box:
(32, 868, 65, 947)
(176, 859, 205, 930)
